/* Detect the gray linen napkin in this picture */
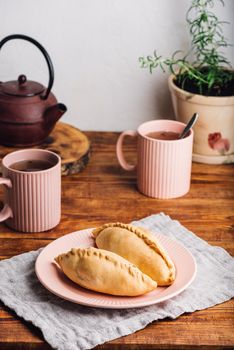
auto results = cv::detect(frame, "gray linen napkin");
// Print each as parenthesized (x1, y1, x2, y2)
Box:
(0, 213, 234, 350)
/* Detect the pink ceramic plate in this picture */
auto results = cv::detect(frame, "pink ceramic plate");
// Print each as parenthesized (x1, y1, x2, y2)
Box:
(35, 228, 196, 309)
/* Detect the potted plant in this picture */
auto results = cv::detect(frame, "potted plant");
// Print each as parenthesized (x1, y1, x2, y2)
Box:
(139, 0, 234, 164)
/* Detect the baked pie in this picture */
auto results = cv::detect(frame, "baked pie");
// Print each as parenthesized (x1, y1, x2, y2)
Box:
(93, 223, 175, 286)
(55, 247, 157, 296)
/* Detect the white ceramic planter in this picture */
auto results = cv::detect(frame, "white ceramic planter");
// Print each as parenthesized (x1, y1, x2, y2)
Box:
(168, 75, 234, 164)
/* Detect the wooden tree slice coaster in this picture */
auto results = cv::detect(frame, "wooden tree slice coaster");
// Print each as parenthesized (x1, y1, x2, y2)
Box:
(0, 122, 91, 176)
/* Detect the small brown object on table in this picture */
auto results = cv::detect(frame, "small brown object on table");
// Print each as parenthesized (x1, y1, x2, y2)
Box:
(0, 131, 234, 349)
(0, 122, 91, 176)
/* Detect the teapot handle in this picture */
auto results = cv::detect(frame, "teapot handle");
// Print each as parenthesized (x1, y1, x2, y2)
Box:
(0, 34, 54, 100)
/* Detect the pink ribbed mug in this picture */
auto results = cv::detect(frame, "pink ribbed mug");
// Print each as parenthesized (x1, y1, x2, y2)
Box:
(116, 120, 194, 199)
(0, 149, 61, 232)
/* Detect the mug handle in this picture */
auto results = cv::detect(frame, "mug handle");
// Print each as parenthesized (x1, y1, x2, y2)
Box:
(0, 178, 13, 222)
(116, 130, 137, 171)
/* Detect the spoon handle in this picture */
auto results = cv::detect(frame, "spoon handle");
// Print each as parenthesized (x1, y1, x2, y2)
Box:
(179, 113, 199, 139)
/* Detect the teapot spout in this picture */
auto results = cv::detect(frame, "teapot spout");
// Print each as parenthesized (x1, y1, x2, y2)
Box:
(44, 103, 67, 127)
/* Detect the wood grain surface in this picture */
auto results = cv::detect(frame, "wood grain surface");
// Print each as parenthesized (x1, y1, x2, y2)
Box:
(0, 122, 91, 176)
(0, 131, 234, 349)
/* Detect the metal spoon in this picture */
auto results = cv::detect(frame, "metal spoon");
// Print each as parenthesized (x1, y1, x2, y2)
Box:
(179, 113, 199, 139)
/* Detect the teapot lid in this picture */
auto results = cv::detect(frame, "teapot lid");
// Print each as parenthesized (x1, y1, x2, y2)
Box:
(2, 74, 45, 97)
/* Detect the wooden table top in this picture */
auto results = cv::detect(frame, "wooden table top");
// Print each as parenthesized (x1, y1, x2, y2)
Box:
(0, 131, 234, 349)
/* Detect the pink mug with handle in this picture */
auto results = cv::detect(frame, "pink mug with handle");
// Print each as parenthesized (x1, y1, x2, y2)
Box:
(116, 119, 194, 199)
(0, 149, 61, 232)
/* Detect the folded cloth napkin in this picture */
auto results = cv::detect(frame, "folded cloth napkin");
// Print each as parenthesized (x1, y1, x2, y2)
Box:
(0, 213, 234, 350)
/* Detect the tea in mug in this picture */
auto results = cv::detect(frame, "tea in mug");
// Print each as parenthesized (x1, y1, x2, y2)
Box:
(146, 131, 180, 140)
(10, 159, 53, 172)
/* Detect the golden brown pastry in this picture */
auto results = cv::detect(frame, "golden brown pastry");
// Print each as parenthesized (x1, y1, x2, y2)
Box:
(55, 247, 157, 296)
(93, 223, 175, 286)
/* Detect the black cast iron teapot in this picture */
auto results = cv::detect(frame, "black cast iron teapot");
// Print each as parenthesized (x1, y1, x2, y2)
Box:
(0, 34, 67, 146)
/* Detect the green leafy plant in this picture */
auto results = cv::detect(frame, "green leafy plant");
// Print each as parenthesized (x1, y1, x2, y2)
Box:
(139, 0, 234, 96)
